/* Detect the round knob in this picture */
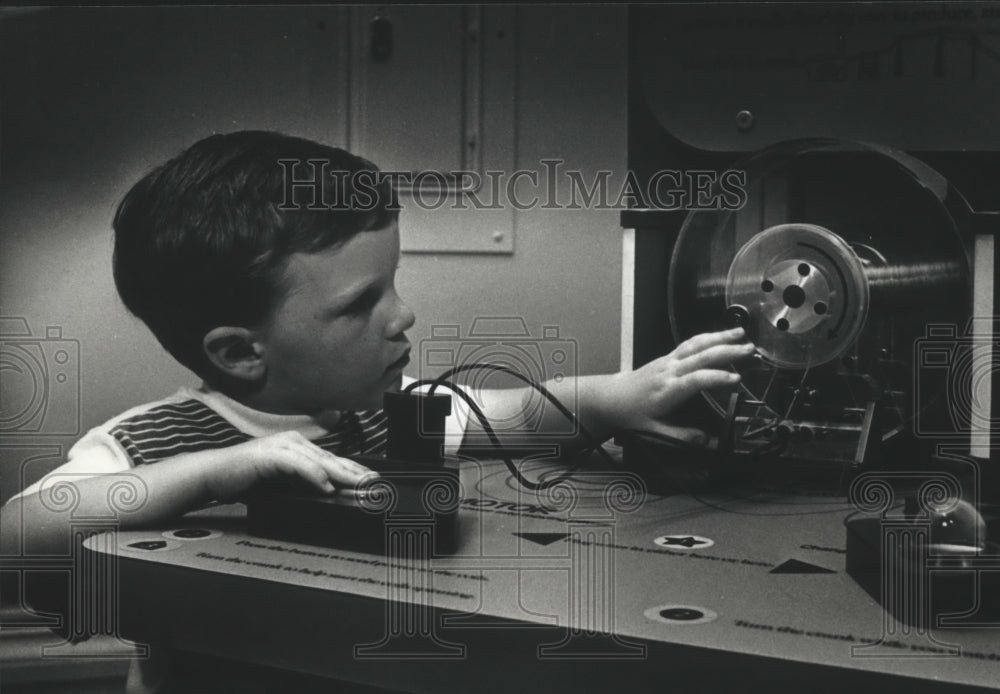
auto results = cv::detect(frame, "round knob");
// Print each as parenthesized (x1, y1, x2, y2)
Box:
(906, 497, 987, 551)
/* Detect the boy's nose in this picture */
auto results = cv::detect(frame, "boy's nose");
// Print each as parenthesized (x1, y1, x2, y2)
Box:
(387, 298, 416, 338)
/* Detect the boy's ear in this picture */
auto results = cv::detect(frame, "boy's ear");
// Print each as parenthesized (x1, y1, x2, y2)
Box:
(202, 327, 266, 382)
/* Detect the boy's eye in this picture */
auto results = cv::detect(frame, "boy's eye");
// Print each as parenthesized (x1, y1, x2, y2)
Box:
(343, 291, 377, 315)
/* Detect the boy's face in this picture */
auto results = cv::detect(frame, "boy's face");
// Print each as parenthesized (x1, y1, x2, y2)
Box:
(253, 222, 415, 414)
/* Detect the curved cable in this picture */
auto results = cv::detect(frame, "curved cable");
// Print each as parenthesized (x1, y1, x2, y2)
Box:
(404, 362, 617, 490)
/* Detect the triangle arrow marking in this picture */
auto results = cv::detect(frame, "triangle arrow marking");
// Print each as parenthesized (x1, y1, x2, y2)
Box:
(770, 558, 836, 574)
(514, 532, 569, 546)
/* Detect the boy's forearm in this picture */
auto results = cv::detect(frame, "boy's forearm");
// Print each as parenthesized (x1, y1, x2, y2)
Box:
(1, 452, 223, 557)
(534, 373, 624, 452)
(464, 374, 623, 457)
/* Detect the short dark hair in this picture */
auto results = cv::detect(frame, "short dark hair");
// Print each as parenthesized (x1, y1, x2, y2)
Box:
(113, 130, 399, 384)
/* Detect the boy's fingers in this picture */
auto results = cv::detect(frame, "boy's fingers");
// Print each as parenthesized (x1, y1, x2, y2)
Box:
(317, 455, 376, 488)
(274, 441, 357, 487)
(671, 328, 745, 360)
(330, 454, 378, 480)
(675, 342, 755, 376)
(267, 437, 377, 489)
(356, 471, 381, 487)
(296, 439, 375, 476)
(672, 369, 740, 398)
(341, 456, 377, 476)
(294, 459, 336, 494)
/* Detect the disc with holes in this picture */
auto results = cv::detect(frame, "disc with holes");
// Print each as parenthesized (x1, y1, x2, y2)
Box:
(726, 224, 869, 369)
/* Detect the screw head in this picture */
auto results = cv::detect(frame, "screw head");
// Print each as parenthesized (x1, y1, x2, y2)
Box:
(735, 109, 755, 132)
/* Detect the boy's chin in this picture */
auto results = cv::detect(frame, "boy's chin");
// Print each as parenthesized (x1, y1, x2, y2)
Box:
(355, 374, 402, 410)
(340, 375, 402, 412)
(384, 373, 403, 394)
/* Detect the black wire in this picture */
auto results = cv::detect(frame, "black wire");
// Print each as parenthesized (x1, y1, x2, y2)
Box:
(406, 378, 574, 491)
(404, 363, 617, 490)
(403, 363, 788, 494)
(429, 362, 618, 468)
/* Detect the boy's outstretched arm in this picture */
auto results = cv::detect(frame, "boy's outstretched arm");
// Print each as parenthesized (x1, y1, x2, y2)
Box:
(464, 328, 754, 456)
(0, 432, 375, 556)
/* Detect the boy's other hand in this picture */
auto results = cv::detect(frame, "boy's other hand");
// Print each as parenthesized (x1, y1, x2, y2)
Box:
(606, 328, 755, 444)
(206, 431, 378, 501)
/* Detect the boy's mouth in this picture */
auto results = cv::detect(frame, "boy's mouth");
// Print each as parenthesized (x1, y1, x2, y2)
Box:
(386, 349, 411, 372)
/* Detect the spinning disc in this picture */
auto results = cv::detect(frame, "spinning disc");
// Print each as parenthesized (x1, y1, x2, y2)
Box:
(726, 224, 869, 370)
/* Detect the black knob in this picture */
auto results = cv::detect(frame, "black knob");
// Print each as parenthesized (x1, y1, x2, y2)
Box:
(725, 304, 754, 342)
(725, 304, 750, 329)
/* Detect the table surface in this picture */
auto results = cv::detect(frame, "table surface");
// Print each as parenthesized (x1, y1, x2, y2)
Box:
(84, 458, 1000, 693)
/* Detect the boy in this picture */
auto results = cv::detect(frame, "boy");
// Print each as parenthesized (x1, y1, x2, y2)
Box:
(2, 129, 751, 555)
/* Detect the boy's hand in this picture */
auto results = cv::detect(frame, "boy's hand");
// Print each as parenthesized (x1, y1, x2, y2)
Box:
(205, 431, 378, 501)
(606, 328, 755, 444)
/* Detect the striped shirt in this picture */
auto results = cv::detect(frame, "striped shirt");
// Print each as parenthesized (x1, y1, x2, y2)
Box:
(11, 380, 466, 501)
(109, 398, 387, 466)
